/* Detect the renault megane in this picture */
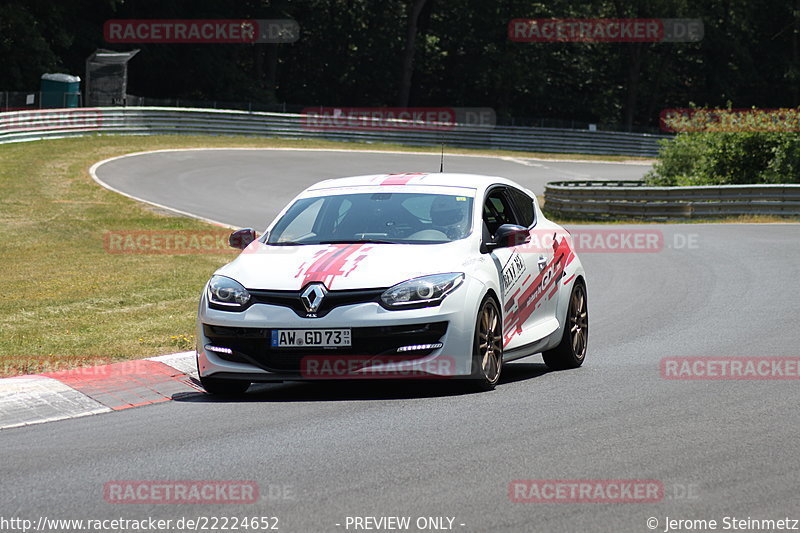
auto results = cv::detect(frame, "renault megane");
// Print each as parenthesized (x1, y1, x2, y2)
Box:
(196, 173, 588, 394)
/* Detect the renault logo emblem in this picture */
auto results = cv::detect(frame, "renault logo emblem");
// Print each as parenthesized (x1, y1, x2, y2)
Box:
(300, 283, 328, 313)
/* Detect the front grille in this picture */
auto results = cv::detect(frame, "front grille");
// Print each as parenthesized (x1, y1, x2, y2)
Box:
(203, 322, 448, 372)
(248, 288, 386, 318)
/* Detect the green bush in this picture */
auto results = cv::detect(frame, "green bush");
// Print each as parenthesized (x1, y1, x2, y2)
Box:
(763, 134, 800, 183)
(646, 109, 800, 185)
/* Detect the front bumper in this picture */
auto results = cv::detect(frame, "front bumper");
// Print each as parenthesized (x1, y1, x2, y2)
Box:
(196, 281, 483, 381)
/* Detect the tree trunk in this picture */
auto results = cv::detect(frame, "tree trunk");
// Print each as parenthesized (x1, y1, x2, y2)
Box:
(623, 43, 644, 131)
(397, 0, 428, 107)
(793, 0, 799, 105)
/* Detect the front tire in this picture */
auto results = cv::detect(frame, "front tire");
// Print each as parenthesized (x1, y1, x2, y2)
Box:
(543, 281, 588, 370)
(469, 296, 503, 391)
(200, 376, 250, 395)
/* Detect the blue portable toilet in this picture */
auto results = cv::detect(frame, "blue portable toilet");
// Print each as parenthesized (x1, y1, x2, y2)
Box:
(40, 73, 81, 108)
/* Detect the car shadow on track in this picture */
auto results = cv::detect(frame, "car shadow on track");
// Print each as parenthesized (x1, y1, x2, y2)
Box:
(173, 362, 552, 403)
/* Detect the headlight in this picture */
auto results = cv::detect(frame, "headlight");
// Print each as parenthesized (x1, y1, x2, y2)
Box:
(207, 275, 250, 310)
(380, 273, 464, 309)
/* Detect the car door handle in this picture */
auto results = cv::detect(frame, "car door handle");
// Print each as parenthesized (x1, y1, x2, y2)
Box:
(537, 256, 548, 270)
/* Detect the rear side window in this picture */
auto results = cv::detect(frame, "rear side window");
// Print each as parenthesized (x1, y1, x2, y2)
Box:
(507, 187, 536, 227)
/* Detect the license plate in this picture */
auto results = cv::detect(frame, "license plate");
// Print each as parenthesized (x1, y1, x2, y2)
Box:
(271, 328, 352, 348)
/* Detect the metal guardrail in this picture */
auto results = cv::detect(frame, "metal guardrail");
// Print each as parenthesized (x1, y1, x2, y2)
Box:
(544, 180, 800, 219)
(0, 106, 668, 157)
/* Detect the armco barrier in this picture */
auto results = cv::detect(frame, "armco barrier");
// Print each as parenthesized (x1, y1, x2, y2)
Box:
(544, 180, 800, 219)
(0, 106, 668, 157)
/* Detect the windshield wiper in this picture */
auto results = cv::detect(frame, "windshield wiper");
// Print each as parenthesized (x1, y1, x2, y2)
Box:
(317, 239, 396, 245)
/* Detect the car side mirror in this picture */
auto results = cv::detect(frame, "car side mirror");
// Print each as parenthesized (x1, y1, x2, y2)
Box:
(486, 224, 530, 250)
(229, 228, 258, 250)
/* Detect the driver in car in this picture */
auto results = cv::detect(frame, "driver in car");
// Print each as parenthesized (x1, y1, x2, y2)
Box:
(429, 195, 470, 240)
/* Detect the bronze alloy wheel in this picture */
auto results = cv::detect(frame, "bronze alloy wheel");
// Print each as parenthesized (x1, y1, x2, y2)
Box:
(543, 281, 588, 370)
(471, 297, 503, 390)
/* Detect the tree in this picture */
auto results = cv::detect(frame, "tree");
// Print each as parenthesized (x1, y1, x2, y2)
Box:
(397, 0, 429, 106)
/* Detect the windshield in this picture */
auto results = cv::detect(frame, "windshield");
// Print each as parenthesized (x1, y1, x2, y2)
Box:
(267, 192, 474, 245)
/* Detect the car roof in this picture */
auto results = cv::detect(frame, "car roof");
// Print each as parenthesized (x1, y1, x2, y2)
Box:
(306, 172, 525, 192)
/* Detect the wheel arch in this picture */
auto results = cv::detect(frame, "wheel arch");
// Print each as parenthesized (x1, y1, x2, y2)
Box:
(483, 287, 500, 306)
(551, 272, 587, 347)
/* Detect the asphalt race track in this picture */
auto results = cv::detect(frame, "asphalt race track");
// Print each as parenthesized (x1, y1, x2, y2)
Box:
(92, 148, 651, 228)
(2, 149, 799, 532)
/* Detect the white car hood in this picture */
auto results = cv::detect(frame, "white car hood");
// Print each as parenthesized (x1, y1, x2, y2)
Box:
(216, 240, 474, 290)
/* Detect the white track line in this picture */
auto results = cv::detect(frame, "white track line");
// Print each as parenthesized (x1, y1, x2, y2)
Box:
(89, 153, 237, 229)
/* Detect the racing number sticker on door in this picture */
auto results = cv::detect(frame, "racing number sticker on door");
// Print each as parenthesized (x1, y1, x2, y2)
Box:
(502, 252, 526, 292)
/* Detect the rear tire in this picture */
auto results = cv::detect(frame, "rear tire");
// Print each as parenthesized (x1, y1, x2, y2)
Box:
(200, 376, 250, 395)
(543, 281, 588, 370)
(468, 296, 503, 391)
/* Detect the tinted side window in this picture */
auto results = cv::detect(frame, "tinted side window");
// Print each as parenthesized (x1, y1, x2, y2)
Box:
(482, 188, 518, 234)
(507, 187, 535, 227)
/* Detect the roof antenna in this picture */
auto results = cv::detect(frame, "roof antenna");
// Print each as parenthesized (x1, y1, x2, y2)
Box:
(439, 141, 444, 173)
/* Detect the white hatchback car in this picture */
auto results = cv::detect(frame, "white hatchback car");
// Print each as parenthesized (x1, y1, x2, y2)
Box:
(196, 173, 587, 394)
